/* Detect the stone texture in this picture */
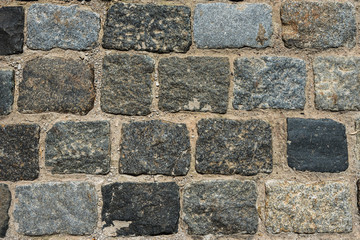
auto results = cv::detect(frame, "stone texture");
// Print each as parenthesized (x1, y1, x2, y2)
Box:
(120, 120, 190, 176)
(102, 182, 180, 236)
(358, 180, 360, 214)
(14, 182, 97, 236)
(45, 121, 110, 174)
(183, 180, 257, 235)
(0, 7, 24, 55)
(233, 57, 306, 110)
(27, 4, 100, 50)
(196, 119, 272, 175)
(194, 3, 272, 48)
(18, 57, 95, 115)
(101, 54, 154, 116)
(265, 181, 352, 233)
(0, 70, 14, 115)
(158, 57, 230, 113)
(287, 118, 348, 173)
(314, 56, 360, 111)
(0, 184, 10, 238)
(103, 3, 191, 53)
(0, 124, 40, 181)
(281, 2, 356, 49)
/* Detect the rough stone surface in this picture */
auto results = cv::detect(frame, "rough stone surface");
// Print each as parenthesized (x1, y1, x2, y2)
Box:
(183, 180, 257, 235)
(102, 182, 180, 236)
(281, 2, 356, 49)
(14, 182, 97, 236)
(233, 57, 306, 110)
(0, 70, 14, 115)
(0, 124, 40, 181)
(120, 120, 190, 176)
(265, 181, 352, 233)
(45, 121, 110, 174)
(0, 184, 10, 238)
(314, 56, 360, 111)
(287, 118, 348, 173)
(196, 119, 272, 175)
(103, 3, 191, 53)
(18, 57, 95, 115)
(158, 57, 230, 113)
(0, 7, 24, 55)
(358, 180, 360, 214)
(101, 54, 154, 116)
(194, 3, 272, 48)
(27, 4, 100, 50)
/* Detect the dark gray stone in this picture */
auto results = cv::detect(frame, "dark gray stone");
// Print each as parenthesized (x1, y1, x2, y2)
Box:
(158, 57, 230, 113)
(101, 54, 154, 116)
(233, 57, 306, 110)
(196, 119, 272, 175)
(183, 180, 257, 235)
(120, 120, 190, 176)
(0, 124, 40, 181)
(45, 121, 110, 174)
(358, 180, 360, 214)
(103, 3, 191, 53)
(0, 70, 14, 115)
(102, 182, 180, 236)
(0, 184, 10, 238)
(0, 7, 24, 55)
(18, 57, 95, 115)
(14, 182, 97, 236)
(287, 118, 348, 173)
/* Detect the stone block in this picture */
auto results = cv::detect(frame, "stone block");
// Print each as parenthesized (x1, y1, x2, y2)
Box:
(0, 7, 24, 55)
(0, 70, 14, 115)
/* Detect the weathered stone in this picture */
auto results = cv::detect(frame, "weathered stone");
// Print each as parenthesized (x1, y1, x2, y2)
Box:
(233, 57, 306, 110)
(281, 2, 356, 49)
(18, 57, 95, 115)
(196, 119, 272, 175)
(358, 180, 360, 214)
(27, 4, 100, 50)
(101, 54, 154, 116)
(103, 3, 191, 53)
(0, 70, 14, 115)
(287, 118, 348, 173)
(159, 57, 230, 113)
(0, 124, 40, 181)
(314, 56, 360, 111)
(0, 7, 24, 55)
(265, 181, 352, 233)
(102, 182, 179, 236)
(194, 3, 272, 48)
(0, 184, 10, 238)
(45, 121, 110, 174)
(120, 120, 190, 176)
(183, 180, 257, 235)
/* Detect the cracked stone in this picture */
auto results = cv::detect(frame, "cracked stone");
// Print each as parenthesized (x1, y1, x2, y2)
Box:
(0, 70, 14, 115)
(0, 7, 24, 55)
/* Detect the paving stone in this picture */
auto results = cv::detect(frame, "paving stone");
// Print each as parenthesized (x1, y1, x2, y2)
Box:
(120, 120, 190, 176)
(14, 182, 97, 236)
(158, 57, 230, 113)
(0, 7, 24, 55)
(102, 182, 179, 236)
(314, 56, 360, 111)
(287, 118, 348, 173)
(45, 121, 110, 174)
(194, 3, 272, 48)
(0, 184, 10, 238)
(233, 57, 306, 110)
(0, 124, 40, 181)
(281, 2, 356, 49)
(103, 3, 191, 53)
(265, 180, 352, 233)
(183, 180, 257, 235)
(27, 4, 100, 50)
(0, 70, 14, 115)
(196, 119, 272, 175)
(101, 54, 154, 116)
(18, 57, 95, 115)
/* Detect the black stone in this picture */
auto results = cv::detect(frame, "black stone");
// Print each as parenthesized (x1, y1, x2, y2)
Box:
(0, 70, 14, 115)
(0, 184, 10, 238)
(0, 7, 24, 55)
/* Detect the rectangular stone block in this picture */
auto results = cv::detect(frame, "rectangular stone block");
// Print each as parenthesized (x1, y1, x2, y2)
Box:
(103, 3, 191, 53)
(234, 57, 306, 110)
(0, 184, 10, 238)
(0, 7, 24, 55)
(194, 3, 272, 48)
(196, 119, 272, 175)
(0, 70, 14, 115)
(159, 57, 230, 113)
(265, 181, 352, 233)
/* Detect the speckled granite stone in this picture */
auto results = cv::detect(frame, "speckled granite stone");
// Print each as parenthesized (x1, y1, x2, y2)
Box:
(0, 70, 14, 115)
(0, 184, 10, 238)
(0, 7, 24, 55)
